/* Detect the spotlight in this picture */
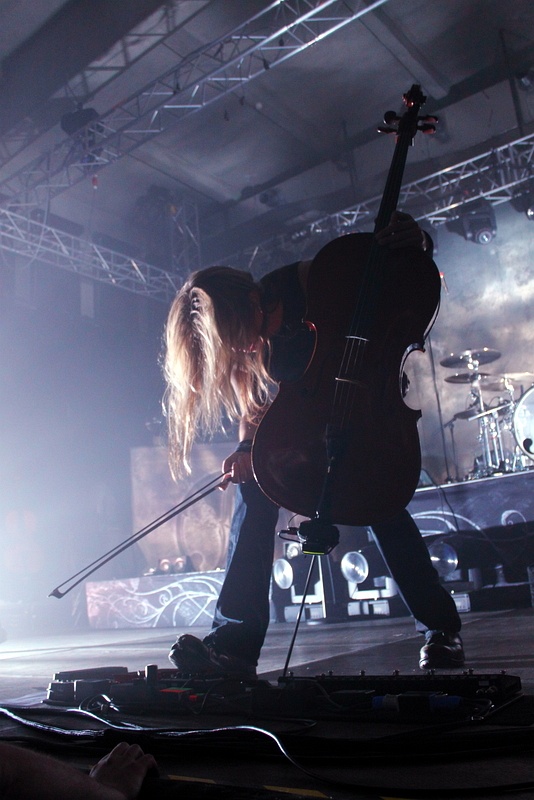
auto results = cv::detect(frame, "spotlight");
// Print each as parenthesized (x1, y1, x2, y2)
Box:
(428, 540, 458, 577)
(516, 67, 534, 92)
(272, 558, 293, 590)
(259, 188, 281, 207)
(340, 547, 400, 618)
(459, 200, 497, 244)
(285, 542, 302, 560)
(60, 106, 100, 136)
(270, 544, 326, 622)
(340, 551, 369, 584)
(511, 190, 534, 221)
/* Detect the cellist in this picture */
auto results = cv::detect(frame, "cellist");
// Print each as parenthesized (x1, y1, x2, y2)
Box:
(162, 209, 464, 677)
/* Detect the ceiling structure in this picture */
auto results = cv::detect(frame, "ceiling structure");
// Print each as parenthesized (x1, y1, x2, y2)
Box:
(1, 0, 534, 301)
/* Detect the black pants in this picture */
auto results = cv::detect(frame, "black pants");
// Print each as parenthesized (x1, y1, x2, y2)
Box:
(205, 481, 461, 665)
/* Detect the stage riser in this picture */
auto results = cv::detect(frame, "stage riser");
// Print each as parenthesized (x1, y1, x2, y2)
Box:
(86, 471, 534, 629)
(85, 571, 225, 629)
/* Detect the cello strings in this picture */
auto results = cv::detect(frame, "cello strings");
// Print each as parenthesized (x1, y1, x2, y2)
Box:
(330, 129, 410, 437)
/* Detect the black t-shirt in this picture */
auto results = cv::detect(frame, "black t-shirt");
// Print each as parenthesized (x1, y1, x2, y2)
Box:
(259, 262, 315, 382)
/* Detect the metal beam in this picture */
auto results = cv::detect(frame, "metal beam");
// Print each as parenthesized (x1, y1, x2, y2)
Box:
(0, 0, 390, 208)
(0, 1, 191, 168)
(231, 132, 534, 272)
(0, 207, 179, 303)
(0, 0, 167, 137)
(3, 132, 532, 301)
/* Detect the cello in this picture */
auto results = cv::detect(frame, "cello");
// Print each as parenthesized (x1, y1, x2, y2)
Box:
(252, 85, 440, 531)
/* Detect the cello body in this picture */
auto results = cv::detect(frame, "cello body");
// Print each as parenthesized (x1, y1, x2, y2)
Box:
(252, 231, 441, 526)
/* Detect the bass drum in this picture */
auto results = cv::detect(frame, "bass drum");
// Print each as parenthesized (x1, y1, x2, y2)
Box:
(513, 385, 534, 460)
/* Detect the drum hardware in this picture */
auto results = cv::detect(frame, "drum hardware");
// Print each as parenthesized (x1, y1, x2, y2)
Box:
(440, 347, 520, 478)
(468, 403, 511, 421)
(441, 348, 534, 478)
(453, 408, 481, 421)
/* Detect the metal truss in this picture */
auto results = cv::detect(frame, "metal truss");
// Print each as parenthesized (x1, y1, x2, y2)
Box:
(0, 2, 183, 169)
(170, 198, 202, 274)
(2, 131, 533, 300)
(233, 131, 534, 274)
(307, 132, 534, 230)
(0, 0, 389, 207)
(0, 208, 179, 303)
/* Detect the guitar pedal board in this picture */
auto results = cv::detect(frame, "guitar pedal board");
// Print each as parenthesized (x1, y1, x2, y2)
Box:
(46, 664, 522, 718)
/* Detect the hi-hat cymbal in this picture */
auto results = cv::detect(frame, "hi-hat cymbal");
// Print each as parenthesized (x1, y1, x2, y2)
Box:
(444, 372, 491, 384)
(440, 348, 501, 369)
(500, 372, 534, 382)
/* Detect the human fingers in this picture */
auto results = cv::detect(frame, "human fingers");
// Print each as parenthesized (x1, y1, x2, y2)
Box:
(231, 452, 254, 483)
(89, 743, 159, 799)
(376, 212, 425, 249)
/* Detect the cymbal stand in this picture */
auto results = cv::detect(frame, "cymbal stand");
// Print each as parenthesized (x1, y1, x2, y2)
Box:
(477, 409, 505, 473)
(465, 361, 494, 477)
(442, 416, 460, 481)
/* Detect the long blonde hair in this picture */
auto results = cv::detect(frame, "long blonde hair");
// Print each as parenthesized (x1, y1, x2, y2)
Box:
(163, 266, 273, 476)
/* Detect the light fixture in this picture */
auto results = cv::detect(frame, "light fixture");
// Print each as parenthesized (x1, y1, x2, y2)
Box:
(340, 551, 369, 584)
(60, 106, 100, 136)
(272, 558, 293, 590)
(516, 67, 534, 92)
(459, 200, 497, 244)
(340, 546, 400, 618)
(511, 190, 534, 221)
(427, 540, 459, 577)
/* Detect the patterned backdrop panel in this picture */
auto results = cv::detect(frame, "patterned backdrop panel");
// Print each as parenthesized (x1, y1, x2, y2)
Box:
(130, 443, 235, 574)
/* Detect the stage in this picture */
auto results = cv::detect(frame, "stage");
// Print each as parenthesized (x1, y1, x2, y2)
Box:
(0, 607, 533, 799)
(1, 469, 534, 798)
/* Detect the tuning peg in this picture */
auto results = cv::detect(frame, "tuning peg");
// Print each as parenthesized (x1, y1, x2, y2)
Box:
(418, 122, 437, 134)
(383, 110, 400, 125)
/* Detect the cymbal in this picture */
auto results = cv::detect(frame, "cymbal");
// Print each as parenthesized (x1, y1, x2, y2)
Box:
(500, 372, 534, 382)
(440, 348, 501, 369)
(479, 372, 534, 392)
(478, 376, 510, 392)
(444, 372, 491, 384)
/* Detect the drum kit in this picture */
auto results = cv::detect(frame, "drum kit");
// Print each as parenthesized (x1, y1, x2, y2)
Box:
(441, 347, 534, 479)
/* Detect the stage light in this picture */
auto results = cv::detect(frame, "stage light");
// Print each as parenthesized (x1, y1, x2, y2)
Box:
(459, 200, 497, 244)
(516, 67, 534, 92)
(428, 540, 459, 577)
(273, 558, 293, 590)
(340, 546, 400, 618)
(60, 106, 100, 136)
(286, 542, 302, 560)
(511, 190, 534, 221)
(340, 551, 369, 584)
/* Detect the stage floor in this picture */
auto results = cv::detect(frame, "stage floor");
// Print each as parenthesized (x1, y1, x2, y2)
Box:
(0, 608, 533, 799)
